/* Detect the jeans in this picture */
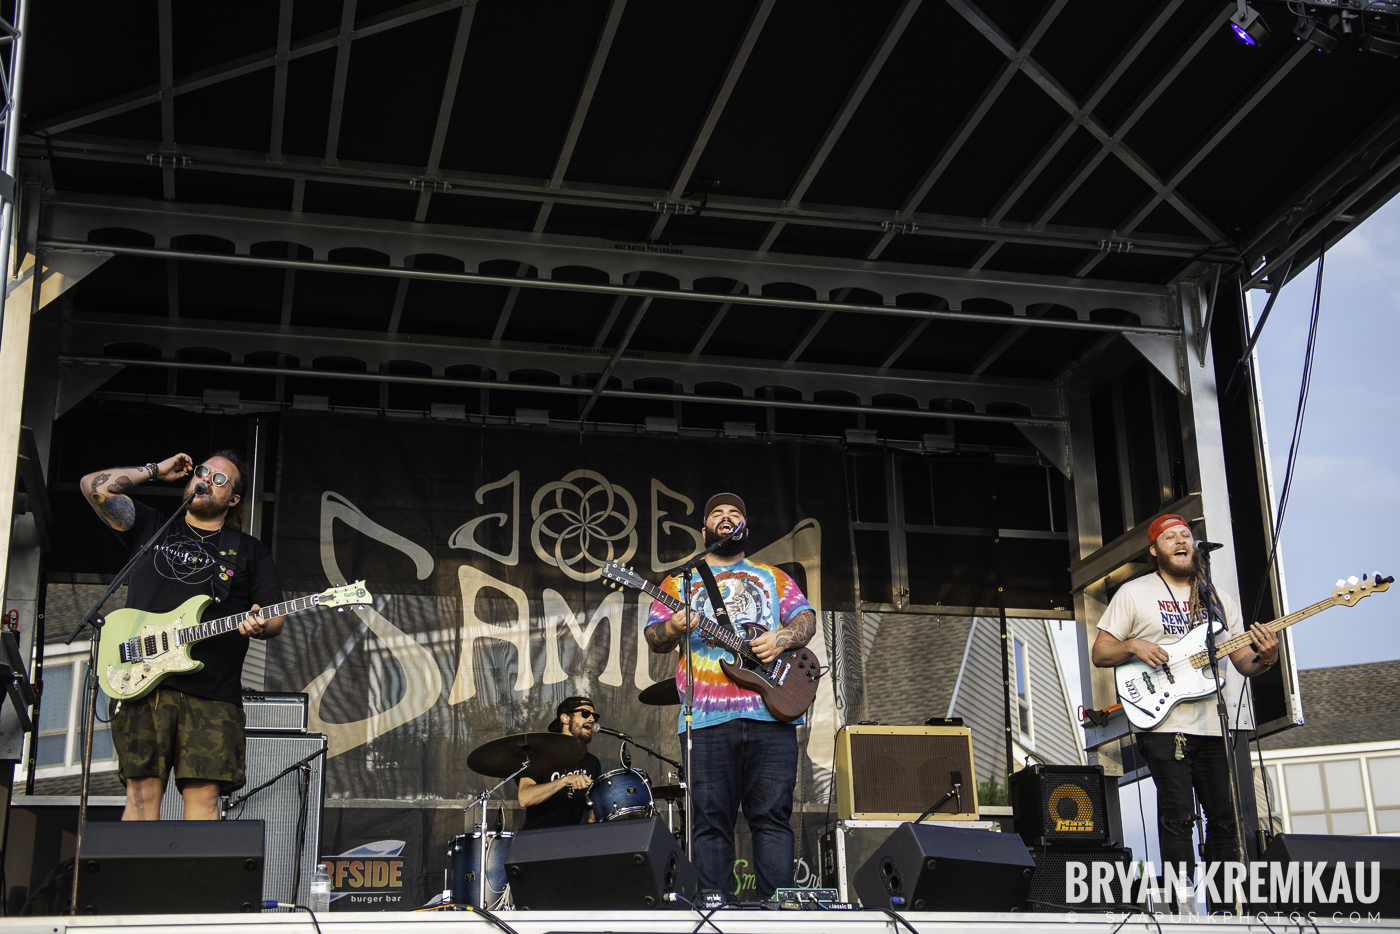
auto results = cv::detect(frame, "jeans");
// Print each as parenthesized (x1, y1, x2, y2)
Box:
(689, 717, 798, 900)
(1136, 731, 1240, 908)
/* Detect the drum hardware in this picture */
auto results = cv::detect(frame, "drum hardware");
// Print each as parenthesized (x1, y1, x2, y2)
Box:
(464, 732, 585, 909)
(637, 677, 681, 706)
(448, 828, 514, 909)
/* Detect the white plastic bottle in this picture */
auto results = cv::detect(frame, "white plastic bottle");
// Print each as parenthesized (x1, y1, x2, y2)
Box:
(309, 862, 332, 913)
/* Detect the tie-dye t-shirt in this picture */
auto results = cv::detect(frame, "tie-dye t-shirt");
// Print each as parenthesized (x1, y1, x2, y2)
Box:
(646, 558, 812, 732)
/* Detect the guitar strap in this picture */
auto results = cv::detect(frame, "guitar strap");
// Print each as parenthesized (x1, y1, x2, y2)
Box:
(694, 561, 737, 635)
(208, 528, 244, 605)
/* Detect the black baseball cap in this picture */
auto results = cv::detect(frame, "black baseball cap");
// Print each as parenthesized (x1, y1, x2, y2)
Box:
(547, 695, 596, 732)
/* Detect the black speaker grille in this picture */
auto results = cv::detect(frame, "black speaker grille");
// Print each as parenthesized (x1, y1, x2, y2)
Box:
(848, 733, 974, 816)
(1027, 847, 1133, 912)
(1012, 765, 1110, 846)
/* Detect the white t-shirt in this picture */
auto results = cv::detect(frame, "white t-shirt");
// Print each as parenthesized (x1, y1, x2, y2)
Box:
(1097, 572, 1246, 736)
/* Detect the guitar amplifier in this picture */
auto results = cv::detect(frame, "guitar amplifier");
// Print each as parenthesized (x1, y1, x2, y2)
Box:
(243, 692, 309, 732)
(1010, 764, 1121, 847)
(834, 725, 978, 820)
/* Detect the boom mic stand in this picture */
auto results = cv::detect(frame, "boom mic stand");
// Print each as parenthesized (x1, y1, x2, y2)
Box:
(1199, 545, 1249, 914)
(670, 523, 747, 862)
(64, 482, 202, 913)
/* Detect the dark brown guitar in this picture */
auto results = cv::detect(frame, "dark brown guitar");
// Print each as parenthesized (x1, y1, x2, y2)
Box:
(600, 561, 822, 722)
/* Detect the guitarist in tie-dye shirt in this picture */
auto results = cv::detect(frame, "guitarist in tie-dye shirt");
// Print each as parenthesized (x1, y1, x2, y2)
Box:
(645, 492, 815, 901)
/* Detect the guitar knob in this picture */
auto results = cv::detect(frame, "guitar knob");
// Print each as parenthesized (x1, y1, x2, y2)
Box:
(121, 671, 131, 681)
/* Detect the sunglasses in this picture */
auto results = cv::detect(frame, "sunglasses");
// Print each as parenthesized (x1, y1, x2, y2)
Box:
(570, 709, 599, 721)
(194, 464, 231, 488)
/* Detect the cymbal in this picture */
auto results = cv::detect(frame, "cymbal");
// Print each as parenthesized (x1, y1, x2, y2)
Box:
(638, 677, 680, 706)
(652, 783, 684, 801)
(467, 732, 585, 778)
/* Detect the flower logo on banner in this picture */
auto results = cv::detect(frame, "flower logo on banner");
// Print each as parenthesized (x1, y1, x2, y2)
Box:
(530, 470, 638, 581)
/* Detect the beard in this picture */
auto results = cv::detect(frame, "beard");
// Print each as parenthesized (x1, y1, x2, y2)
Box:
(186, 487, 231, 522)
(703, 525, 746, 558)
(1153, 543, 1204, 580)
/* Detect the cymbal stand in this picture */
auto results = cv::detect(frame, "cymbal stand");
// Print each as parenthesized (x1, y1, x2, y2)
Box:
(463, 758, 530, 909)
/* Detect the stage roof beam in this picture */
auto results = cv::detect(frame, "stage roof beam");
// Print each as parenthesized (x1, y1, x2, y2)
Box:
(322, 0, 359, 168)
(157, 0, 176, 200)
(268, 0, 294, 163)
(415, 0, 479, 222)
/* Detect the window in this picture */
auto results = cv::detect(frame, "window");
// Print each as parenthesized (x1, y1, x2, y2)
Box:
(1013, 635, 1033, 742)
(1284, 759, 1370, 834)
(1368, 756, 1400, 833)
(29, 653, 116, 774)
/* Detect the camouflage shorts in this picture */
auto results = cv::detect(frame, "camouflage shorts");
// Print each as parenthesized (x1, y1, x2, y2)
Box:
(110, 689, 246, 794)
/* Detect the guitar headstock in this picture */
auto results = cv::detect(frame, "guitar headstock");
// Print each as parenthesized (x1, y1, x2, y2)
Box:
(320, 579, 374, 607)
(1331, 573, 1393, 606)
(600, 561, 647, 591)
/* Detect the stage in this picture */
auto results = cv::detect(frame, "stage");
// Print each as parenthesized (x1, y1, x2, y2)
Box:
(5, 910, 1395, 934)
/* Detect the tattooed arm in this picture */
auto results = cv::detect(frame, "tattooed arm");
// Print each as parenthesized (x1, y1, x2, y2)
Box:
(81, 453, 192, 531)
(644, 614, 686, 654)
(748, 608, 816, 664)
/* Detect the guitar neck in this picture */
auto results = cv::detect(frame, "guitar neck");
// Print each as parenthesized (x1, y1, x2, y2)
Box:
(180, 594, 322, 645)
(1202, 594, 1338, 661)
(640, 580, 762, 665)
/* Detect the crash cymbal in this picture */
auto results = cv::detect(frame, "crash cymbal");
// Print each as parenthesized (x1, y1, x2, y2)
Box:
(466, 732, 585, 779)
(651, 783, 684, 801)
(638, 677, 680, 706)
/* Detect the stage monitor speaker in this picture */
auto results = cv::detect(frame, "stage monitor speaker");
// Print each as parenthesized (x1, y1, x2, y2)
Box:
(1262, 833, 1400, 916)
(504, 816, 696, 909)
(76, 819, 264, 914)
(160, 730, 326, 911)
(1026, 846, 1133, 912)
(834, 725, 978, 820)
(852, 822, 1034, 911)
(1010, 764, 1120, 848)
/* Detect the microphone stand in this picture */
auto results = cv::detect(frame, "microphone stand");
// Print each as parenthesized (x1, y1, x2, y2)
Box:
(1199, 548, 1248, 913)
(65, 483, 201, 914)
(913, 772, 963, 824)
(463, 759, 533, 910)
(669, 523, 746, 862)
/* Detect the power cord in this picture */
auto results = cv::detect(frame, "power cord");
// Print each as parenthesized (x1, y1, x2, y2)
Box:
(664, 893, 725, 934)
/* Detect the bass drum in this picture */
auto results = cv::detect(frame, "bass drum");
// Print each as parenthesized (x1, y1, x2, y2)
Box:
(588, 767, 654, 822)
(448, 831, 513, 908)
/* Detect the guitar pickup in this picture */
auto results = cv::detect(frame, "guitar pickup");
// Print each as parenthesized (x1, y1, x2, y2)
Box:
(1162, 666, 1175, 684)
(1142, 672, 1156, 694)
(143, 635, 160, 656)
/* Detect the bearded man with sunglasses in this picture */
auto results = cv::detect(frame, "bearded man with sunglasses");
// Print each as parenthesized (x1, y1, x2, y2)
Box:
(516, 696, 602, 829)
(81, 451, 284, 820)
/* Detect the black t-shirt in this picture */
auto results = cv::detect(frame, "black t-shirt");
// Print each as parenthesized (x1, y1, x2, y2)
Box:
(116, 501, 283, 705)
(518, 751, 602, 829)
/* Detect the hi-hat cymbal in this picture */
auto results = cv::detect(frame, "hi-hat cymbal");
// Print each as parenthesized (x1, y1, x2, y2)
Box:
(651, 783, 685, 801)
(466, 732, 585, 778)
(638, 677, 680, 706)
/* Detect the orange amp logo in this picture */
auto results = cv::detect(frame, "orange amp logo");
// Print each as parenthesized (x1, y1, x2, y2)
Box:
(1049, 783, 1096, 833)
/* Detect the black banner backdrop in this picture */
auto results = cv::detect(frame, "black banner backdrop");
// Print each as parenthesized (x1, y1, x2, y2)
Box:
(264, 418, 858, 900)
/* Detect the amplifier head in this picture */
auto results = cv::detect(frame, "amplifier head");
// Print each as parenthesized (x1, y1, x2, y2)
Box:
(834, 725, 979, 821)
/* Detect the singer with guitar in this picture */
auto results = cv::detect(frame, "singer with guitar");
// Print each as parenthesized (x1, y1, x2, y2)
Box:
(81, 451, 284, 821)
(643, 493, 816, 901)
(1090, 514, 1278, 900)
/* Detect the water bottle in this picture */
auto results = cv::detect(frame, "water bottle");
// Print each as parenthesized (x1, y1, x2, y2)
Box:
(310, 862, 332, 913)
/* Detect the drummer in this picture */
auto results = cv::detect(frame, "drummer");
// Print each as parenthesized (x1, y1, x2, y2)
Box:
(517, 696, 603, 829)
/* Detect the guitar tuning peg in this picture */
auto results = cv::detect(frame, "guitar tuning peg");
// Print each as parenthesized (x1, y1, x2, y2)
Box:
(1348, 576, 1359, 585)
(1336, 579, 1347, 588)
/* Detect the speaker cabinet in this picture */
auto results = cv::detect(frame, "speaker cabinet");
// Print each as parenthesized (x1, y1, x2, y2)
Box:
(505, 816, 696, 909)
(1262, 834, 1400, 916)
(242, 692, 309, 732)
(77, 820, 264, 914)
(160, 730, 326, 911)
(1026, 846, 1134, 912)
(1010, 764, 1121, 848)
(834, 725, 978, 820)
(853, 822, 1034, 911)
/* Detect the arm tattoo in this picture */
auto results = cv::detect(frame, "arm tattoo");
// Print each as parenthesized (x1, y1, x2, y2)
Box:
(773, 609, 817, 651)
(106, 476, 133, 494)
(97, 495, 135, 531)
(90, 473, 110, 497)
(644, 620, 683, 654)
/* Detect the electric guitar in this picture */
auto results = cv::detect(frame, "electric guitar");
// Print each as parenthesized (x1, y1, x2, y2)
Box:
(1113, 572, 1392, 729)
(600, 561, 821, 722)
(97, 581, 373, 701)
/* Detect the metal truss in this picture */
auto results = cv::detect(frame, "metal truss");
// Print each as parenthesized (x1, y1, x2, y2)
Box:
(41, 193, 1177, 329)
(61, 314, 1067, 427)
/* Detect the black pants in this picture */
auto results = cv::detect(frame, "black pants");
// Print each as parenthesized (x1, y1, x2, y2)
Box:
(1136, 730, 1241, 905)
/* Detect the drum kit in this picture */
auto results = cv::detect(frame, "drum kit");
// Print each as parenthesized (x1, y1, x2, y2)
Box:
(447, 678, 686, 909)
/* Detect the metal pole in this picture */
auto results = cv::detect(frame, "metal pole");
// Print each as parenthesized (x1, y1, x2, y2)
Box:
(0, 0, 27, 286)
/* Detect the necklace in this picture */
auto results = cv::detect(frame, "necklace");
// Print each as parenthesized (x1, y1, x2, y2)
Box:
(185, 519, 223, 542)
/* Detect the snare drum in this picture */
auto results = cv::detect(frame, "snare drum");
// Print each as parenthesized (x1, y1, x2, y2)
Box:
(449, 830, 513, 907)
(588, 767, 654, 821)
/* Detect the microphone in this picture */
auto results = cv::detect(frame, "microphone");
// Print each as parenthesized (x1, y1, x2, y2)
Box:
(193, 480, 210, 495)
(1194, 540, 1225, 554)
(593, 725, 632, 741)
(729, 520, 747, 541)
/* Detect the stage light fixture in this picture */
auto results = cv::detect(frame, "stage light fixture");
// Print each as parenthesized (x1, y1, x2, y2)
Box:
(1229, 2, 1271, 45)
(1364, 32, 1400, 55)
(1293, 13, 1340, 51)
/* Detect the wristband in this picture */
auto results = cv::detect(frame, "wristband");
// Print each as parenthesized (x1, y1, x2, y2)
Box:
(1254, 654, 1276, 667)
(145, 462, 160, 480)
